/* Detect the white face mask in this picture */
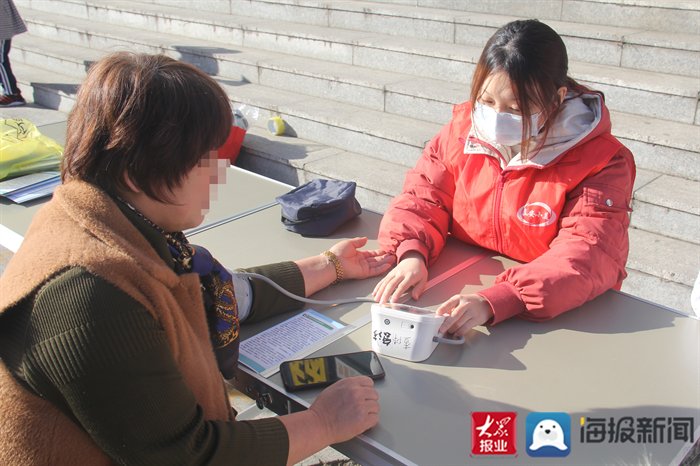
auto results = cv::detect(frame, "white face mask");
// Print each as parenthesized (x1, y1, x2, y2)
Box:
(472, 102, 540, 147)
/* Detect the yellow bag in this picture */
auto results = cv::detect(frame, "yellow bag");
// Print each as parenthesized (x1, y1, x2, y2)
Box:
(0, 118, 63, 181)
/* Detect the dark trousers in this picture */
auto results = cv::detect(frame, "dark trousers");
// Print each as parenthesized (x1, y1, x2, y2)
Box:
(0, 39, 20, 96)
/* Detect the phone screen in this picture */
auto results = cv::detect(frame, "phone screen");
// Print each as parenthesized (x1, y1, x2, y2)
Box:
(280, 350, 385, 392)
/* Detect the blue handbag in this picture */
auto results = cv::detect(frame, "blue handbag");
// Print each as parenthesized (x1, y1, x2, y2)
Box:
(275, 179, 362, 237)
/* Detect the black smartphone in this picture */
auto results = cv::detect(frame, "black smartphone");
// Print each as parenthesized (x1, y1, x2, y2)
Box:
(279, 350, 385, 392)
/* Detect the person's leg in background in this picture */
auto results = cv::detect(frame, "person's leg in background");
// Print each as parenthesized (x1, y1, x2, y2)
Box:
(0, 38, 25, 107)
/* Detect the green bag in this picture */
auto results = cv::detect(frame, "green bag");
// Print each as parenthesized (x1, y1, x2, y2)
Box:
(0, 118, 63, 181)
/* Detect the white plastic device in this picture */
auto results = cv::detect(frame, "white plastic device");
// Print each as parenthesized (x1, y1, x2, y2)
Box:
(371, 303, 464, 362)
(233, 273, 465, 362)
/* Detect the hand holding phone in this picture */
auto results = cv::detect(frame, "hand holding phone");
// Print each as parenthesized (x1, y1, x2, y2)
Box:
(280, 350, 385, 392)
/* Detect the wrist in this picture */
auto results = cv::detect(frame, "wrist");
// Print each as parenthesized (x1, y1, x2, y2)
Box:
(401, 251, 426, 264)
(307, 405, 336, 445)
(322, 250, 344, 285)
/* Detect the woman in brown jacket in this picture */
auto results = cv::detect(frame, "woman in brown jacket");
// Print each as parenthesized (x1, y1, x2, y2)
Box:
(0, 52, 390, 465)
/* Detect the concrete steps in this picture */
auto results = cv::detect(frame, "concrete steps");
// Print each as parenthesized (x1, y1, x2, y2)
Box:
(10, 0, 700, 313)
(216, 0, 700, 78)
(20, 0, 700, 125)
(13, 8, 700, 179)
(624, 228, 699, 313)
(368, 0, 700, 34)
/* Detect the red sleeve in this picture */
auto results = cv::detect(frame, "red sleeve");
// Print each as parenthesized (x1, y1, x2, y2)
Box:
(378, 123, 457, 265)
(479, 148, 636, 324)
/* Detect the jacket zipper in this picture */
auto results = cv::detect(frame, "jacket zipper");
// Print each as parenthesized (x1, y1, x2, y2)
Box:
(493, 171, 506, 253)
(463, 134, 510, 253)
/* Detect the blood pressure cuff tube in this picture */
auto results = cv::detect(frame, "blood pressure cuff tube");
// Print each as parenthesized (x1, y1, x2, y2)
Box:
(275, 179, 362, 237)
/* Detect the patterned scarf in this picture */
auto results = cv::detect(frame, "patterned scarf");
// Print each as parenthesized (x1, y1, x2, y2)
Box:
(118, 198, 241, 379)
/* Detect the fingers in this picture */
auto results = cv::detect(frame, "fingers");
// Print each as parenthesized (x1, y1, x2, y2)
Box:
(373, 273, 404, 303)
(445, 311, 479, 336)
(367, 257, 394, 277)
(372, 256, 427, 303)
(338, 375, 374, 388)
(410, 277, 427, 301)
(372, 276, 393, 303)
(360, 248, 392, 258)
(349, 236, 368, 248)
(437, 295, 492, 335)
(390, 276, 417, 303)
(437, 295, 466, 334)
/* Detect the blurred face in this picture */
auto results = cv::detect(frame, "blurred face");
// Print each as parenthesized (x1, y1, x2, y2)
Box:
(477, 71, 541, 117)
(477, 71, 567, 118)
(120, 150, 228, 232)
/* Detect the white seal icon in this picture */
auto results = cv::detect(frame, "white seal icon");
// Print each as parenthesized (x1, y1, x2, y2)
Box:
(529, 419, 568, 451)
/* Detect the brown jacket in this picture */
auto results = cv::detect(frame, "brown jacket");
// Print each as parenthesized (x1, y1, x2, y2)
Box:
(0, 181, 233, 465)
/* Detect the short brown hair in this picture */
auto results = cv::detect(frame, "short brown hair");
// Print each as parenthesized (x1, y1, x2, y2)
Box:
(62, 52, 232, 201)
(470, 20, 588, 159)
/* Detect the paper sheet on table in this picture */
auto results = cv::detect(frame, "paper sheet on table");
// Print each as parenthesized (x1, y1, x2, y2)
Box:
(239, 309, 346, 377)
(0, 171, 60, 203)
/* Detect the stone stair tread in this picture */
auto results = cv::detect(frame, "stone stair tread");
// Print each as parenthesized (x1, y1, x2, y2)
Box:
(13, 33, 106, 72)
(215, 79, 441, 153)
(610, 111, 700, 154)
(633, 168, 662, 192)
(581, 0, 699, 10)
(13, 61, 81, 92)
(243, 0, 700, 52)
(22, 6, 434, 91)
(261, 56, 407, 89)
(17, 9, 471, 122)
(571, 61, 698, 98)
(243, 126, 406, 197)
(625, 30, 700, 51)
(18, 7, 466, 119)
(12, 32, 700, 178)
(252, 0, 697, 36)
(20, 7, 267, 56)
(634, 174, 700, 216)
(18, 10, 700, 158)
(21, 1, 700, 99)
(621, 269, 693, 315)
(12, 8, 700, 177)
(627, 228, 699, 287)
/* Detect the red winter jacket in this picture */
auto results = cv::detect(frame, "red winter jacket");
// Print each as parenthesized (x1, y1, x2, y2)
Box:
(378, 93, 635, 324)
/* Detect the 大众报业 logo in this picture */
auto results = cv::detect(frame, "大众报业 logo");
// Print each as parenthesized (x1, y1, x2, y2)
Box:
(471, 411, 517, 455)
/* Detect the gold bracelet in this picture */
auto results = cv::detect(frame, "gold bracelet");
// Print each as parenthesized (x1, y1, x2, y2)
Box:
(322, 250, 344, 285)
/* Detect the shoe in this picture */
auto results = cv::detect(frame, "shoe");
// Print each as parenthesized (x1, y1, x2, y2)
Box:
(0, 94, 26, 107)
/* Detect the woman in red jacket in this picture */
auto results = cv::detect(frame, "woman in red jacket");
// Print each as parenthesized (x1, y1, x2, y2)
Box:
(374, 19, 635, 336)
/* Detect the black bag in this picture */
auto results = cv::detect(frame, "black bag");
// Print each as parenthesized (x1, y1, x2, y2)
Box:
(275, 179, 362, 236)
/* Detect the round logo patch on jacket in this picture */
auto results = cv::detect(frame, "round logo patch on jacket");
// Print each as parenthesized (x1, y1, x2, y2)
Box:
(517, 202, 557, 227)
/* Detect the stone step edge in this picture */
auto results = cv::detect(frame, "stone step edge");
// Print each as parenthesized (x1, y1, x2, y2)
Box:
(18, 1, 700, 99)
(13, 29, 700, 156)
(13, 59, 700, 220)
(29, 0, 700, 54)
(620, 269, 694, 316)
(626, 227, 700, 287)
(223, 0, 700, 53)
(240, 123, 700, 226)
